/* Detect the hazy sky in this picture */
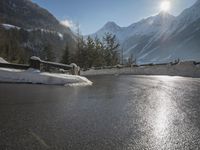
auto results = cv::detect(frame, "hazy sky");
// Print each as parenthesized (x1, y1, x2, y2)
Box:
(32, 0, 197, 35)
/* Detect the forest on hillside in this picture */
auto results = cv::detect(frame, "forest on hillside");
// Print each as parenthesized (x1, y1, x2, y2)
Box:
(0, 26, 126, 69)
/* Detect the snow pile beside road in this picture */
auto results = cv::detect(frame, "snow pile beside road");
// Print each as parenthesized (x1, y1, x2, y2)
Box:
(81, 61, 200, 78)
(0, 68, 92, 86)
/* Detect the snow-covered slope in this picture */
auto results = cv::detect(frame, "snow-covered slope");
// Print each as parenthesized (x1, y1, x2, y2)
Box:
(1, 24, 21, 30)
(89, 21, 122, 39)
(169, 0, 200, 35)
(121, 12, 175, 41)
(138, 0, 200, 63)
(88, 13, 175, 43)
(1, 23, 64, 40)
(87, 12, 175, 59)
(87, 0, 200, 64)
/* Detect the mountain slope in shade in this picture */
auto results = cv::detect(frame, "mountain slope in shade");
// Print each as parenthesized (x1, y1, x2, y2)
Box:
(0, 0, 77, 61)
(0, 0, 73, 34)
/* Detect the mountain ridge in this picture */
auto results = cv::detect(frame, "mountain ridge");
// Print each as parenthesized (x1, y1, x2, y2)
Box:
(87, 0, 200, 64)
(0, 0, 73, 34)
(0, 0, 77, 62)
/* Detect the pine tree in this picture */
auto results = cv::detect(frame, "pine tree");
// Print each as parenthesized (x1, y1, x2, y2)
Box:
(43, 44, 55, 61)
(71, 33, 120, 69)
(103, 33, 120, 66)
(61, 45, 70, 64)
(93, 36, 105, 67)
(76, 36, 87, 68)
(128, 54, 135, 65)
(86, 36, 95, 68)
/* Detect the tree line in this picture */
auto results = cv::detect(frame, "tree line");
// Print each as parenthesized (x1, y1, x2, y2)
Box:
(0, 27, 122, 69)
(61, 33, 121, 69)
(0, 28, 31, 63)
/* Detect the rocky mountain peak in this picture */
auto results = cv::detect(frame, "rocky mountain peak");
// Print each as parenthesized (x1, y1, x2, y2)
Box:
(102, 21, 121, 32)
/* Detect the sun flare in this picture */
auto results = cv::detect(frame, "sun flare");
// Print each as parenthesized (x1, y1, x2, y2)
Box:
(160, 1, 171, 12)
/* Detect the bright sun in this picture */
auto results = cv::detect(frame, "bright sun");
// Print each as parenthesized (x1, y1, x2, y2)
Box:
(160, 1, 171, 12)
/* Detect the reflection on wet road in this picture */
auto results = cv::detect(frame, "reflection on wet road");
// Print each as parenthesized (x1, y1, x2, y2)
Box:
(0, 75, 200, 149)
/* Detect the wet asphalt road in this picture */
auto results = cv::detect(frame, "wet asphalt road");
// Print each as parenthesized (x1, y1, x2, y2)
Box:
(0, 75, 200, 150)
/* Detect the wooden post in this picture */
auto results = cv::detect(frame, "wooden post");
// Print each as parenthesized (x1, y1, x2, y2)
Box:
(70, 63, 80, 75)
(29, 56, 41, 70)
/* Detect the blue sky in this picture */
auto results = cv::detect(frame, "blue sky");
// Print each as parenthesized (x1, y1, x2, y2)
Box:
(32, 0, 197, 35)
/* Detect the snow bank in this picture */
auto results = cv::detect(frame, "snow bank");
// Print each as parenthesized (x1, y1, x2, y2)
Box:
(0, 68, 92, 86)
(81, 61, 200, 78)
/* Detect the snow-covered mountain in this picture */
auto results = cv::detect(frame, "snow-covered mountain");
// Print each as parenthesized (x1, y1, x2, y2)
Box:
(90, 13, 175, 42)
(120, 12, 175, 57)
(139, 0, 200, 63)
(90, 21, 122, 39)
(88, 12, 175, 61)
(88, 0, 200, 64)
(169, 0, 200, 35)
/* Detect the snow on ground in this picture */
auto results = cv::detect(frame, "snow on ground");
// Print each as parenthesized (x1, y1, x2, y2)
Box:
(0, 57, 8, 63)
(1, 24, 21, 30)
(0, 68, 92, 86)
(1, 24, 64, 40)
(81, 61, 200, 78)
(57, 32, 64, 40)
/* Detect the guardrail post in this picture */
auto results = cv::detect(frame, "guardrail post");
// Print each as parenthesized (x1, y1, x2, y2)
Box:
(70, 63, 80, 75)
(29, 56, 41, 70)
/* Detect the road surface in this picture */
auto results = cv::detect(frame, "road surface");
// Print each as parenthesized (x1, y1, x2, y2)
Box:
(0, 75, 200, 150)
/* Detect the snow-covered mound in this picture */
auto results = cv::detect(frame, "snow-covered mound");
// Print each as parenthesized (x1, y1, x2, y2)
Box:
(0, 68, 92, 86)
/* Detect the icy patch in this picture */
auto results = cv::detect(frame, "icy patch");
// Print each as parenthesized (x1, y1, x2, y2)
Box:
(0, 68, 92, 86)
